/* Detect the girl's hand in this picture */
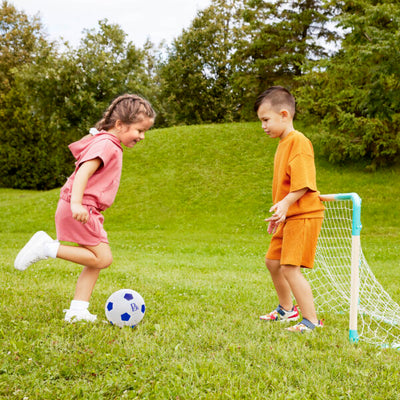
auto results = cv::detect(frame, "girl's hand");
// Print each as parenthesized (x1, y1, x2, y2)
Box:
(71, 203, 89, 224)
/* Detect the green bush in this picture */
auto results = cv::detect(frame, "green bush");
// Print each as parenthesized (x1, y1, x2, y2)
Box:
(0, 19, 155, 190)
(0, 84, 75, 190)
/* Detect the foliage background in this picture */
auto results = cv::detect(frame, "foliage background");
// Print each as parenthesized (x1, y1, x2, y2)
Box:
(1, 0, 400, 190)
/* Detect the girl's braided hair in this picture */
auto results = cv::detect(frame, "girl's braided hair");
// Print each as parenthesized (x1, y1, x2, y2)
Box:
(95, 94, 156, 131)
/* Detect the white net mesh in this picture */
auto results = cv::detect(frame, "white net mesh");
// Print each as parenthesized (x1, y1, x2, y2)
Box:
(304, 196, 400, 349)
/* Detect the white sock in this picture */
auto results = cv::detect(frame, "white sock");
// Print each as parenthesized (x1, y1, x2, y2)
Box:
(45, 240, 60, 258)
(70, 300, 89, 311)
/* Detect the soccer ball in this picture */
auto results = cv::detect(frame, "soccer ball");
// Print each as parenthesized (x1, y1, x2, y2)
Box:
(105, 289, 146, 328)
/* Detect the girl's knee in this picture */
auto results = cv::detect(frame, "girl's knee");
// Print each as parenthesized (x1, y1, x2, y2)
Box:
(98, 254, 113, 269)
(87, 243, 113, 269)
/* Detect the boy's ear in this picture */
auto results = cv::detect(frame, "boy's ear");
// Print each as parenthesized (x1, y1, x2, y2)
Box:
(280, 109, 290, 119)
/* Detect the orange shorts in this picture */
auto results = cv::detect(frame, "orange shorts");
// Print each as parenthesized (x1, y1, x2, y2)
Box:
(266, 218, 323, 269)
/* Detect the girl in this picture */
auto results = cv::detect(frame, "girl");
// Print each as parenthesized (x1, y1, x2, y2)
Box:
(14, 94, 156, 322)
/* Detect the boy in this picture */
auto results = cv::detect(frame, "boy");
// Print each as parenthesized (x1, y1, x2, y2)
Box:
(254, 86, 324, 332)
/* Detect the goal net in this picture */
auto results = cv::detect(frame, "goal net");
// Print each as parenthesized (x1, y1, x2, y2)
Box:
(304, 193, 400, 349)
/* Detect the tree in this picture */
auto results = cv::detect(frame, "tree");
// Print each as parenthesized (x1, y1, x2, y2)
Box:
(233, 0, 339, 119)
(158, 0, 245, 125)
(0, 1, 51, 94)
(158, 0, 340, 124)
(0, 17, 156, 189)
(298, 0, 400, 168)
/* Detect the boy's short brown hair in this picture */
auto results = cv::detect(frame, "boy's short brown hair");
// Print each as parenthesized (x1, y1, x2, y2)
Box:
(254, 86, 296, 117)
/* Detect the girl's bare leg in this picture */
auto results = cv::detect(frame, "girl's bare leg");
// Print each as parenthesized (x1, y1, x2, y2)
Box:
(73, 267, 101, 302)
(57, 242, 113, 269)
(57, 242, 113, 302)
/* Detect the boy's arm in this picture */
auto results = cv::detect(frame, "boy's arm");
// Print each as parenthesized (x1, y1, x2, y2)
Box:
(265, 188, 308, 234)
(70, 158, 102, 224)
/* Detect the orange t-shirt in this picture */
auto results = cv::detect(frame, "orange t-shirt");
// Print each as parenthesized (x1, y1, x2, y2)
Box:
(272, 130, 324, 219)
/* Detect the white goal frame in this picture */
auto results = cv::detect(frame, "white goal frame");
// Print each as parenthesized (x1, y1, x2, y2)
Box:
(305, 192, 400, 348)
(319, 193, 362, 343)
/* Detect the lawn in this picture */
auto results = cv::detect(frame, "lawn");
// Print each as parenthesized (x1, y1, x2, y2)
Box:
(1, 122, 399, 399)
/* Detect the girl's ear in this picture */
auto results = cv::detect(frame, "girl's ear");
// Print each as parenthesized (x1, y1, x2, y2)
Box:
(114, 119, 124, 131)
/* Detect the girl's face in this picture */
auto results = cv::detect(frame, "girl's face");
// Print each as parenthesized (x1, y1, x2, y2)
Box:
(114, 117, 154, 148)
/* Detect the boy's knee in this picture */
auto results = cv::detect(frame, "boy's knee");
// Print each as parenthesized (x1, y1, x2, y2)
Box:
(281, 264, 301, 280)
(266, 258, 280, 272)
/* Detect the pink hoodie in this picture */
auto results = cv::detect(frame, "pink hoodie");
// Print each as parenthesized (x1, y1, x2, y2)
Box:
(60, 132, 123, 211)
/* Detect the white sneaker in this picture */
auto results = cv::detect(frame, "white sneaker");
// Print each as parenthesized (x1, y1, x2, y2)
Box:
(64, 308, 97, 323)
(14, 231, 53, 271)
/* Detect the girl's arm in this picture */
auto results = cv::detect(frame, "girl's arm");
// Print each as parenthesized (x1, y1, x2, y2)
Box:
(70, 158, 102, 224)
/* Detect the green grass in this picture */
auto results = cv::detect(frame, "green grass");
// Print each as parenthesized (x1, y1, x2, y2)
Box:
(1, 122, 399, 399)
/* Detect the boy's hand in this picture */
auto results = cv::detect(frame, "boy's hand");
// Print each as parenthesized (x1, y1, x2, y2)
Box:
(265, 199, 289, 227)
(265, 189, 308, 234)
(267, 220, 279, 234)
(71, 203, 89, 224)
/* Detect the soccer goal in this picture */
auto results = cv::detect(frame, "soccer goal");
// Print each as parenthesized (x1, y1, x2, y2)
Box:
(304, 193, 400, 349)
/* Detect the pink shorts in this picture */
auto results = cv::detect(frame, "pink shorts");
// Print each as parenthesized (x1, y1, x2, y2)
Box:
(55, 199, 108, 246)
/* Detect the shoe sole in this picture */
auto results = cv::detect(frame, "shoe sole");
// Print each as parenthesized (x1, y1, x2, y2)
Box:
(65, 317, 97, 323)
(64, 309, 97, 323)
(287, 321, 324, 333)
(260, 315, 300, 322)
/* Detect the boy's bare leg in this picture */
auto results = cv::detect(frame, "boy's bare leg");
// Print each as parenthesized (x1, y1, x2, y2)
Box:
(282, 264, 318, 325)
(265, 258, 293, 311)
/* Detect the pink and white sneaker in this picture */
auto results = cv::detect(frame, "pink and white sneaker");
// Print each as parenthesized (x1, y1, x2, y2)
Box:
(260, 305, 299, 322)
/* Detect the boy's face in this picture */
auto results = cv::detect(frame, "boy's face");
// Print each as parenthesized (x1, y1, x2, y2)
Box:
(257, 101, 292, 140)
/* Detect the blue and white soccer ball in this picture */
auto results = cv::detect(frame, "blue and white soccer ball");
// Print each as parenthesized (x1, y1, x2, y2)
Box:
(105, 289, 146, 328)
